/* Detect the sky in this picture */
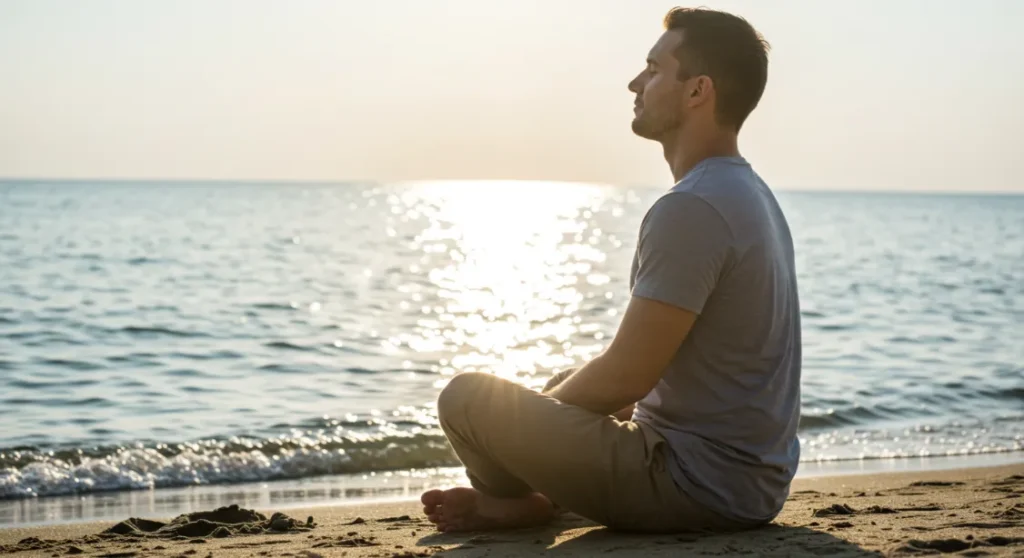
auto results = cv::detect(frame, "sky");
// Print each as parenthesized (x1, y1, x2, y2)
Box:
(1, 0, 1022, 192)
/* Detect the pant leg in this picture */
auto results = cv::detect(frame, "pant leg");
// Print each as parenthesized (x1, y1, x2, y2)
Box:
(445, 367, 582, 498)
(437, 371, 733, 532)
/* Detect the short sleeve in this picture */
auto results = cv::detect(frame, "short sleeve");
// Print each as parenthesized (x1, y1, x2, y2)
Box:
(631, 192, 732, 314)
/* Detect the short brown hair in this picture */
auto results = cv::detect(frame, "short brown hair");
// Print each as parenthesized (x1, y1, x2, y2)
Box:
(663, 7, 770, 131)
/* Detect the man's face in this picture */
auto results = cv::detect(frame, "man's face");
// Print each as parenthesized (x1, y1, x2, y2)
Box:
(628, 30, 690, 141)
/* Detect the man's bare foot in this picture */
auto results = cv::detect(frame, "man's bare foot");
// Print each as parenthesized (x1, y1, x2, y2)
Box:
(420, 487, 554, 532)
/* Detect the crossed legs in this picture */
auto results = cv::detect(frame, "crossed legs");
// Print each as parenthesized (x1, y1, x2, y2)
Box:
(422, 371, 708, 533)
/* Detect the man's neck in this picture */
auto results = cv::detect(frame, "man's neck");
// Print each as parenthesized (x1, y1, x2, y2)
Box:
(661, 128, 741, 183)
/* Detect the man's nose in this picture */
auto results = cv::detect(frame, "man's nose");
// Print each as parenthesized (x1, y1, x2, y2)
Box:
(628, 75, 642, 94)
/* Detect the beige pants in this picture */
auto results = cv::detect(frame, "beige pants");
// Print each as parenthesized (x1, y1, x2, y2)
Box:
(437, 370, 748, 533)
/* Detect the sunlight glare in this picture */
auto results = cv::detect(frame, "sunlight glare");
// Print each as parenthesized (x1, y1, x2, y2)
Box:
(400, 180, 607, 385)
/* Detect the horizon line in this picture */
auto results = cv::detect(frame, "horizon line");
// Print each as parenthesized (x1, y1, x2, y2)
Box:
(0, 176, 1021, 196)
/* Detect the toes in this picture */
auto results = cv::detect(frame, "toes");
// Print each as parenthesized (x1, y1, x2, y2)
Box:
(421, 489, 445, 515)
(421, 489, 444, 507)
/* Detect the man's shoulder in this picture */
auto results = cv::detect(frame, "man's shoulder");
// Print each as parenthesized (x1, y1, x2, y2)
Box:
(644, 190, 730, 235)
(688, 160, 779, 217)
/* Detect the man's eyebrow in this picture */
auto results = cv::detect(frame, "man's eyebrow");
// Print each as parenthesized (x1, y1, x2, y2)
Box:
(646, 57, 658, 66)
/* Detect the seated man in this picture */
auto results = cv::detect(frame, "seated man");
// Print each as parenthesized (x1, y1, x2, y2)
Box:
(422, 7, 801, 533)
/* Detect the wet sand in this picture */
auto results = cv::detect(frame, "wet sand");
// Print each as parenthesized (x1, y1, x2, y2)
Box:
(2, 463, 1022, 557)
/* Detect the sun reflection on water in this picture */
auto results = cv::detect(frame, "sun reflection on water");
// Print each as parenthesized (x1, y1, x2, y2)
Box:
(392, 180, 612, 387)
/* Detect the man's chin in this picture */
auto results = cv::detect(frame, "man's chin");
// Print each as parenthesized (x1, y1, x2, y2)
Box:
(630, 119, 658, 140)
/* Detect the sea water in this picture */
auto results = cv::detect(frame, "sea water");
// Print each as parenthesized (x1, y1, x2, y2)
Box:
(1, 180, 1021, 524)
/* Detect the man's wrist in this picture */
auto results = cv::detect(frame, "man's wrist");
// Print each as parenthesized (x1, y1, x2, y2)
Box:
(541, 368, 577, 394)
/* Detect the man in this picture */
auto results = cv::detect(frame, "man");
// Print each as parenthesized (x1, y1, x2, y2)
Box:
(422, 6, 801, 533)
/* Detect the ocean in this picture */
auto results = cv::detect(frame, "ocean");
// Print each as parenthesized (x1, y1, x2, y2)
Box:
(1, 180, 1021, 526)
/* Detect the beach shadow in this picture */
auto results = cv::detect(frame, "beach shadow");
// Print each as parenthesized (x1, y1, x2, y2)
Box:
(545, 523, 879, 557)
(415, 522, 561, 552)
(418, 519, 879, 557)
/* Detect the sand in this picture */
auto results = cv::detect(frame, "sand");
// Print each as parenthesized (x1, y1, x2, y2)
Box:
(1, 463, 1022, 557)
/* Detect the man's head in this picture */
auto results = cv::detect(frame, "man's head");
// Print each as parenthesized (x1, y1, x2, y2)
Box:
(628, 7, 769, 141)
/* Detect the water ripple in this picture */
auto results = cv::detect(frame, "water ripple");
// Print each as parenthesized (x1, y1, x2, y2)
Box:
(264, 341, 319, 352)
(117, 326, 210, 339)
(34, 358, 102, 371)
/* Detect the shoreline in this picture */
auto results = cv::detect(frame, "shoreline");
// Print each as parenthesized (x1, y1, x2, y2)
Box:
(2, 462, 1022, 557)
(3, 450, 1023, 529)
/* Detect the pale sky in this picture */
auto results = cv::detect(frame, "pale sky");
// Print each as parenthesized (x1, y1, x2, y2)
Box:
(1, 0, 1022, 192)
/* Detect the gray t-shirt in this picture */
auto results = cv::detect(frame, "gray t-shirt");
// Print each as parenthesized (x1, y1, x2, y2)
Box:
(630, 155, 802, 524)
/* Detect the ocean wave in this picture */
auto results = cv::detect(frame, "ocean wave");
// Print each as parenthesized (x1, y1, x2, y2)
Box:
(0, 433, 454, 500)
(170, 350, 245, 361)
(264, 341, 320, 353)
(161, 368, 216, 379)
(798, 406, 891, 429)
(2, 438, 1019, 501)
(2, 414, 1020, 500)
(35, 358, 103, 371)
(1, 396, 115, 408)
(126, 257, 164, 265)
(249, 302, 299, 311)
(5, 374, 95, 387)
(117, 326, 210, 338)
(979, 386, 1024, 401)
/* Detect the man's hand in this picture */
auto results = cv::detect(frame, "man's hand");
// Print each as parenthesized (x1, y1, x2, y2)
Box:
(547, 295, 698, 415)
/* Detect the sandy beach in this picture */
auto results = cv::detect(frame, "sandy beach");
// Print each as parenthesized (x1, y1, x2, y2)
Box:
(2, 463, 1021, 557)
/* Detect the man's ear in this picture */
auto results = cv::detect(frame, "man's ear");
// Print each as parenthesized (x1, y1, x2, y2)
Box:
(688, 75, 714, 105)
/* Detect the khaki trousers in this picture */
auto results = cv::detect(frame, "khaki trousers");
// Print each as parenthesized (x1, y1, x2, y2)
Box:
(436, 370, 747, 533)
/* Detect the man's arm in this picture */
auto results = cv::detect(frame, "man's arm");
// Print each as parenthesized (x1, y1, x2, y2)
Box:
(546, 295, 698, 415)
(547, 192, 731, 415)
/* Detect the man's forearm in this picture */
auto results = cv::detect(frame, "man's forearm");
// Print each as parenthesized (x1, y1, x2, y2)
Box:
(611, 403, 636, 421)
(546, 353, 642, 416)
(543, 366, 636, 420)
